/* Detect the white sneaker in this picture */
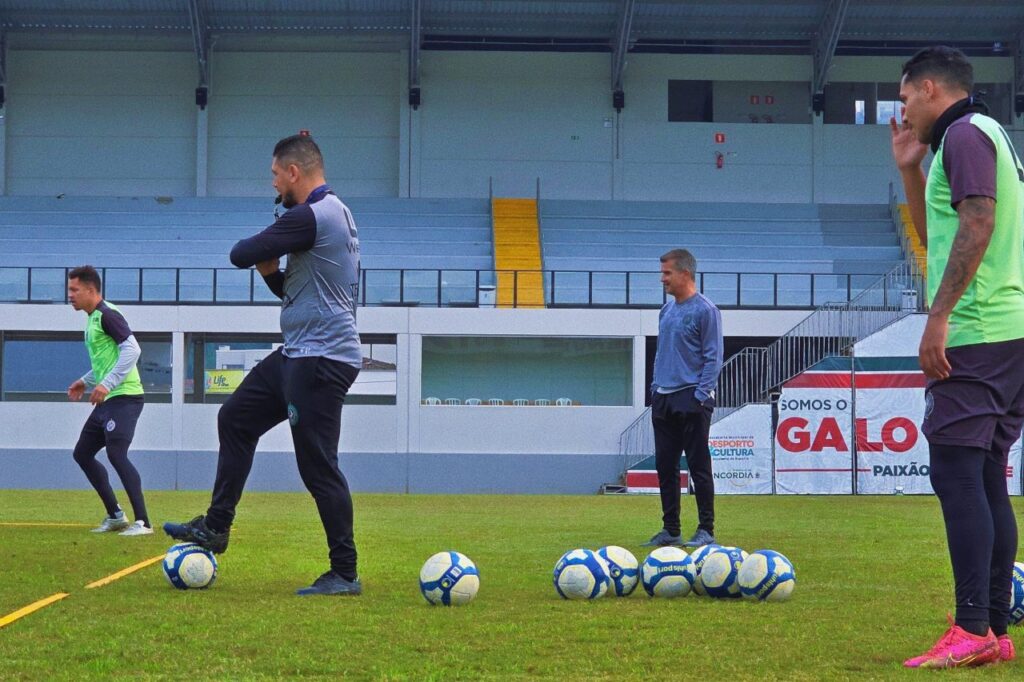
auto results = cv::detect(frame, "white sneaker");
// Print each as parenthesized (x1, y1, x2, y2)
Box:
(91, 511, 130, 533)
(119, 520, 154, 536)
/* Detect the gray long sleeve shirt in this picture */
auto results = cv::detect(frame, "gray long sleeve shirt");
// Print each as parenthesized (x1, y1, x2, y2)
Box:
(652, 292, 723, 402)
(229, 185, 362, 369)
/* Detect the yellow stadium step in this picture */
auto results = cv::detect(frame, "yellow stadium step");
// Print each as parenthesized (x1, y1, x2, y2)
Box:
(898, 204, 927, 275)
(492, 198, 544, 308)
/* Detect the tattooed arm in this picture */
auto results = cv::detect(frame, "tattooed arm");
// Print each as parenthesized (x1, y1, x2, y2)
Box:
(918, 196, 995, 379)
(930, 197, 995, 317)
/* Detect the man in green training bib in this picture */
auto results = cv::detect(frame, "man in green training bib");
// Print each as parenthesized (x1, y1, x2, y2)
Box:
(66, 265, 151, 536)
(892, 46, 1024, 669)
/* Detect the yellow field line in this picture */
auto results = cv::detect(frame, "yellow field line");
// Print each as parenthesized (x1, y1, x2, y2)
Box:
(0, 522, 92, 528)
(0, 593, 70, 630)
(85, 555, 164, 590)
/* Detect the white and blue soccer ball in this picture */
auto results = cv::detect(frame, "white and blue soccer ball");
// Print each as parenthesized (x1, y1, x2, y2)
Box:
(419, 551, 480, 606)
(162, 543, 218, 590)
(738, 550, 796, 602)
(553, 549, 611, 600)
(1010, 562, 1024, 626)
(698, 546, 747, 599)
(641, 547, 695, 598)
(688, 544, 721, 596)
(598, 546, 639, 597)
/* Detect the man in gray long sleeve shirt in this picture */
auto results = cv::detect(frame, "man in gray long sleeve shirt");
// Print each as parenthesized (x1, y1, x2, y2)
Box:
(165, 134, 364, 597)
(644, 249, 723, 548)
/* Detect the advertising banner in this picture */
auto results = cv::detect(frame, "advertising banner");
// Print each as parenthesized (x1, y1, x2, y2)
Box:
(710, 404, 773, 495)
(775, 371, 854, 494)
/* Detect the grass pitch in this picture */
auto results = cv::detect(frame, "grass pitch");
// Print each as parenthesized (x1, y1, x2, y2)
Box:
(1, 490, 1022, 680)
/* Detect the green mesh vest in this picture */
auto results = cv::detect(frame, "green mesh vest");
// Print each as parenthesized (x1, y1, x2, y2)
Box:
(925, 113, 1024, 347)
(85, 301, 143, 398)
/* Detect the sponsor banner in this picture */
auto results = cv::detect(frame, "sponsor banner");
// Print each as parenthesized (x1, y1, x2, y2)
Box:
(625, 470, 689, 495)
(775, 373, 854, 494)
(853, 365, 1021, 496)
(709, 404, 773, 495)
(205, 369, 244, 394)
(855, 371, 933, 494)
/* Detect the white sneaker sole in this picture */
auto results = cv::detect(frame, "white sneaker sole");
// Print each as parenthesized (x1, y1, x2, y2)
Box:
(119, 526, 154, 536)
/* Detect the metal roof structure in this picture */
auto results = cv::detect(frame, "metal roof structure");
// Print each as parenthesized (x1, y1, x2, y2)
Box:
(0, 2, 1019, 111)
(0, 1, 1019, 46)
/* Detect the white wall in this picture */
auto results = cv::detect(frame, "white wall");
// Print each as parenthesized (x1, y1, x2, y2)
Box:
(416, 52, 614, 199)
(2, 48, 1018, 203)
(6, 51, 197, 196)
(207, 52, 400, 197)
(0, 303, 806, 459)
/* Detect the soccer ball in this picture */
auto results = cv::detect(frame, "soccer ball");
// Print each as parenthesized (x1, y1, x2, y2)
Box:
(698, 546, 747, 599)
(419, 551, 480, 606)
(689, 544, 721, 596)
(162, 543, 218, 590)
(641, 547, 695, 598)
(738, 550, 796, 602)
(553, 549, 611, 600)
(1011, 562, 1024, 626)
(598, 546, 639, 597)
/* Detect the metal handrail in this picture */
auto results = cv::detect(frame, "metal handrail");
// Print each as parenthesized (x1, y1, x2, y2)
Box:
(0, 265, 890, 309)
(618, 259, 925, 474)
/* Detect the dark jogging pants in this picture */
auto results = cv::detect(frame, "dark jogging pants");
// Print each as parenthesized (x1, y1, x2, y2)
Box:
(73, 395, 148, 525)
(652, 388, 715, 537)
(205, 348, 360, 580)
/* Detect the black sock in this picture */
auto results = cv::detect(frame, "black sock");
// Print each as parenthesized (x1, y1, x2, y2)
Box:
(956, 619, 989, 637)
(991, 624, 1007, 637)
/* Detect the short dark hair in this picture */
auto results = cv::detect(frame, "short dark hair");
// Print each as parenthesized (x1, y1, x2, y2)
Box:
(273, 134, 324, 174)
(68, 265, 102, 291)
(901, 46, 973, 94)
(660, 249, 696, 275)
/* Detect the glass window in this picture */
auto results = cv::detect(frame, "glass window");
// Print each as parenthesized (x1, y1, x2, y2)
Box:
(1, 332, 171, 402)
(668, 80, 713, 122)
(421, 336, 632, 406)
(186, 333, 397, 405)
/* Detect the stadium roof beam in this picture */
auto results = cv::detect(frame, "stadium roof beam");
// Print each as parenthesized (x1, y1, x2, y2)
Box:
(811, 0, 850, 109)
(188, 0, 211, 108)
(611, 0, 637, 112)
(409, 0, 422, 110)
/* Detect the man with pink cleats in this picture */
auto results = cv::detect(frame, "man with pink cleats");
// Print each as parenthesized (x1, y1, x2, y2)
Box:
(903, 621, 999, 669)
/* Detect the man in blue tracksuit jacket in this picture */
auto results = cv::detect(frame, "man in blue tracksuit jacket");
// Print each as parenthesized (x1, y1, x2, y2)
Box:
(645, 249, 723, 548)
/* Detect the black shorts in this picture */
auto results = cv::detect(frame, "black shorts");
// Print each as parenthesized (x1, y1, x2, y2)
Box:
(81, 394, 145, 447)
(922, 337, 1024, 456)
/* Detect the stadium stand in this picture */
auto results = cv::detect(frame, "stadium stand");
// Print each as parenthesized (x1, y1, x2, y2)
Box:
(0, 196, 493, 305)
(540, 199, 902, 307)
(0, 195, 900, 308)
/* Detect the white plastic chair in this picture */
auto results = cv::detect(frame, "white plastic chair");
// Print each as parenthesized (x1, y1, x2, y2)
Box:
(512, 399, 529, 406)
(555, 397, 572, 406)
(534, 399, 551, 406)
(465, 398, 482, 406)
(444, 398, 462, 406)
(487, 398, 504, 406)
(424, 397, 441, 405)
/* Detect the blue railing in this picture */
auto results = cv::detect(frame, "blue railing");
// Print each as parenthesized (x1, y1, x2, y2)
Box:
(0, 266, 887, 309)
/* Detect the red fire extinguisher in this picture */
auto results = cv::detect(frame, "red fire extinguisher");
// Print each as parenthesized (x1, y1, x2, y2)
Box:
(715, 152, 724, 169)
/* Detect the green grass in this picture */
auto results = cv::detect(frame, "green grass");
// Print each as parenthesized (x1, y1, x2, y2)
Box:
(1, 491, 1022, 680)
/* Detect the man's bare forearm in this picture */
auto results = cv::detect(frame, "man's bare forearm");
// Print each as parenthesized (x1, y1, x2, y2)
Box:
(929, 196, 995, 318)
